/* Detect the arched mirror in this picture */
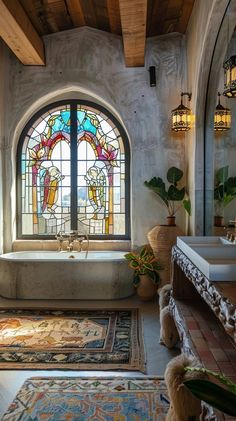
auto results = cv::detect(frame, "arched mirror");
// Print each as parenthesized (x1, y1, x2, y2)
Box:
(204, 0, 236, 235)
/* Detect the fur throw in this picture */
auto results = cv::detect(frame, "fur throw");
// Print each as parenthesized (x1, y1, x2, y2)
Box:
(165, 353, 206, 421)
(158, 284, 172, 310)
(160, 306, 179, 348)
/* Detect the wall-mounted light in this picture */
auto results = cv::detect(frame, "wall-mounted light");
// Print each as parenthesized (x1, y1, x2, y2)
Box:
(149, 66, 156, 87)
(214, 92, 231, 131)
(223, 55, 236, 98)
(171, 92, 192, 132)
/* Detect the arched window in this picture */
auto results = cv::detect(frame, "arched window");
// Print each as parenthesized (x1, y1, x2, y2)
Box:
(17, 100, 130, 239)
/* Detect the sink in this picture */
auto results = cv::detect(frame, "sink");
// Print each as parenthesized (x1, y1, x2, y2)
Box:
(177, 236, 236, 281)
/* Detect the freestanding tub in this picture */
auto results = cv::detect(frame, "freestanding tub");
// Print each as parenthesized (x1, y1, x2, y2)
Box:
(0, 251, 134, 300)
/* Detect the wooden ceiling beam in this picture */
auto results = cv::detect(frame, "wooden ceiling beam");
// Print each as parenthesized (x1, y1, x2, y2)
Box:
(107, 0, 121, 35)
(119, 0, 147, 67)
(66, 0, 85, 27)
(175, 0, 195, 33)
(0, 0, 45, 65)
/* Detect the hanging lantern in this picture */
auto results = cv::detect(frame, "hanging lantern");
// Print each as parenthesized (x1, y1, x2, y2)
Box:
(171, 92, 192, 132)
(214, 93, 231, 131)
(223, 55, 236, 98)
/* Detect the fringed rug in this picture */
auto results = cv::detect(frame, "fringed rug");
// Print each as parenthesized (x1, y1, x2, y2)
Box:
(2, 377, 169, 421)
(0, 308, 145, 371)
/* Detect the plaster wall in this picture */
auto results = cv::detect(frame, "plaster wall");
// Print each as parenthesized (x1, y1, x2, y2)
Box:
(3, 27, 187, 250)
(186, 0, 229, 234)
(0, 40, 9, 254)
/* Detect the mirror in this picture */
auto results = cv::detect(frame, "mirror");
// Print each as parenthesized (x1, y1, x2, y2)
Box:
(204, 0, 236, 235)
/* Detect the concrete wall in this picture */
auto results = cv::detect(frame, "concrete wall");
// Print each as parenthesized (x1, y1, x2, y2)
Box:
(2, 27, 188, 250)
(0, 40, 10, 254)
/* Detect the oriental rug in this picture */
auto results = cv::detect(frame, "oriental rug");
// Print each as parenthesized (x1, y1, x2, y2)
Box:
(0, 308, 145, 371)
(2, 377, 169, 421)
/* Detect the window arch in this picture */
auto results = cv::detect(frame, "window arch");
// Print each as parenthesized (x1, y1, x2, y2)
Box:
(17, 100, 130, 239)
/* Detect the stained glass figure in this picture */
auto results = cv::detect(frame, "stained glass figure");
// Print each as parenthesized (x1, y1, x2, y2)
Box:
(18, 101, 128, 237)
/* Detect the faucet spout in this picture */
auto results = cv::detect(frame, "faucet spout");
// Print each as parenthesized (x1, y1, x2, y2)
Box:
(67, 235, 75, 252)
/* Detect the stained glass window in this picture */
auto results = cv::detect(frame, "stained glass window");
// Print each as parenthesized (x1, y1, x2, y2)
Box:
(17, 100, 130, 238)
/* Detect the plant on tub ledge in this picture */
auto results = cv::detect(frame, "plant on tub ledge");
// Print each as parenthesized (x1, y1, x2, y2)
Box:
(124, 245, 163, 301)
(144, 166, 191, 226)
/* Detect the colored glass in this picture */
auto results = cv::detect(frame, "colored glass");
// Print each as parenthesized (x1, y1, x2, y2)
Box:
(19, 103, 127, 236)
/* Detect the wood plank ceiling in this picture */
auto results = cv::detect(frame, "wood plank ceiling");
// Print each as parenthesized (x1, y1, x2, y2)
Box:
(0, 0, 195, 67)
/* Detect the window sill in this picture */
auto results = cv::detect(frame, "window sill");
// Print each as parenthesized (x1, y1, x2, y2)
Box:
(12, 239, 131, 252)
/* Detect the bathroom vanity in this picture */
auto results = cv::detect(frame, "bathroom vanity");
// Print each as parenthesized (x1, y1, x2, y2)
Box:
(170, 237, 236, 420)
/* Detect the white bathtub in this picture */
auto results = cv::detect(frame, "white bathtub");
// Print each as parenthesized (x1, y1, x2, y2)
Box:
(0, 251, 134, 300)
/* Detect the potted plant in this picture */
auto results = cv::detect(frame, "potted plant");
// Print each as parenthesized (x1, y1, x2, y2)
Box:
(124, 245, 163, 301)
(184, 366, 236, 417)
(214, 165, 236, 226)
(144, 166, 191, 226)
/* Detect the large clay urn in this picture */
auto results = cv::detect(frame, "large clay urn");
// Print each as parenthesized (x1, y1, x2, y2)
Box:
(136, 274, 157, 301)
(147, 223, 184, 287)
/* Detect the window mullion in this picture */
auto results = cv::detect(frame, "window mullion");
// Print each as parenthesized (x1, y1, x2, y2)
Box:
(70, 103, 77, 230)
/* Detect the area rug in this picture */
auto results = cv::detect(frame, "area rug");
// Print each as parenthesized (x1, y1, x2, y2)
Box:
(0, 308, 145, 371)
(2, 377, 169, 421)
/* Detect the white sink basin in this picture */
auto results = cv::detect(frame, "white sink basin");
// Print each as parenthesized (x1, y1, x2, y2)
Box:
(177, 236, 236, 281)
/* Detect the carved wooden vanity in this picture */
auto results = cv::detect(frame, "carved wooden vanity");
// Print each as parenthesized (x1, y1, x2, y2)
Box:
(170, 244, 236, 421)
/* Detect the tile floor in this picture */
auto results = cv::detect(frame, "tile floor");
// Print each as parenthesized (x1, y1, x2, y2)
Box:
(0, 295, 179, 418)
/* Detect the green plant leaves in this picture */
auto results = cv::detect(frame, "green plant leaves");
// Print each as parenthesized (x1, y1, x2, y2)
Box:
(214, 167, 236, 208)
(167, 167, 183, 184)
(144, 167, 190, 217)
(124, 246, 162, 286)
(184, 379, 236, 416)
(144, 177, 169, 207)
(133, 273, 140, 287)
(183, 199, 191, 215)
(216, 165, 229, 184)
(168, 185, 185, 201)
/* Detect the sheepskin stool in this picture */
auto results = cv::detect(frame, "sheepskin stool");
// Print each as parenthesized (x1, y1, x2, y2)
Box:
(160, 305, 179, 348)
(158, 283, 172, 311)
(158, 284, 179, 348)
(164, 353, 205, 421)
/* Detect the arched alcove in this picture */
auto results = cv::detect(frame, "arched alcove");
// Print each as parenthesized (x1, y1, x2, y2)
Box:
(16, 99, 130, 240)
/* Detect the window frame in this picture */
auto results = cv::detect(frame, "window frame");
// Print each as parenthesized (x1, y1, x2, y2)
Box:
(17, 99, 130, 240)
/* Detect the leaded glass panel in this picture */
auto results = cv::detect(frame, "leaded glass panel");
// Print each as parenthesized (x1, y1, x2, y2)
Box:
(18, 101, 129, 238)
(20, 105, 71, 235)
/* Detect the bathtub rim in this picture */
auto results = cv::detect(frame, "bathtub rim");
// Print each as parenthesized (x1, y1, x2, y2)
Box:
(0, 250, 130, 263)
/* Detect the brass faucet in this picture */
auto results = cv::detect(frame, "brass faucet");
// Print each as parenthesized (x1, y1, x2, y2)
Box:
(55, 231, 64, 251)
(67, 234, 75, 252)
(55, 230, 89, 252)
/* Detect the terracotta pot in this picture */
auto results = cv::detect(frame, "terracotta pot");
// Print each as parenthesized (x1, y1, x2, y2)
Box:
(147, 224, 184, 287)
(136, 274, 157, 301)
(214, 216, 224, 227)
(166, 216, 176, 226)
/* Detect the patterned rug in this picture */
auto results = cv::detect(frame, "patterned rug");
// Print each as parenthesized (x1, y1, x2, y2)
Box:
(2, 377, 169, 421)
(0, 308, 145, 371)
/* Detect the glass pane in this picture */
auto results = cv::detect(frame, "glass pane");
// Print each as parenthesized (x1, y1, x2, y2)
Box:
(77, 105, 126, 235)
(20, 105, 71, 235)
(19, 102, 128, 238)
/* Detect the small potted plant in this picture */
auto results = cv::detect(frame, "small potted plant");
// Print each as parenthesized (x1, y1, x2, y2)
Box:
(214, 165, 236, 227)
(144, 166, 191, 226)
(124, 245, 162, 301)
